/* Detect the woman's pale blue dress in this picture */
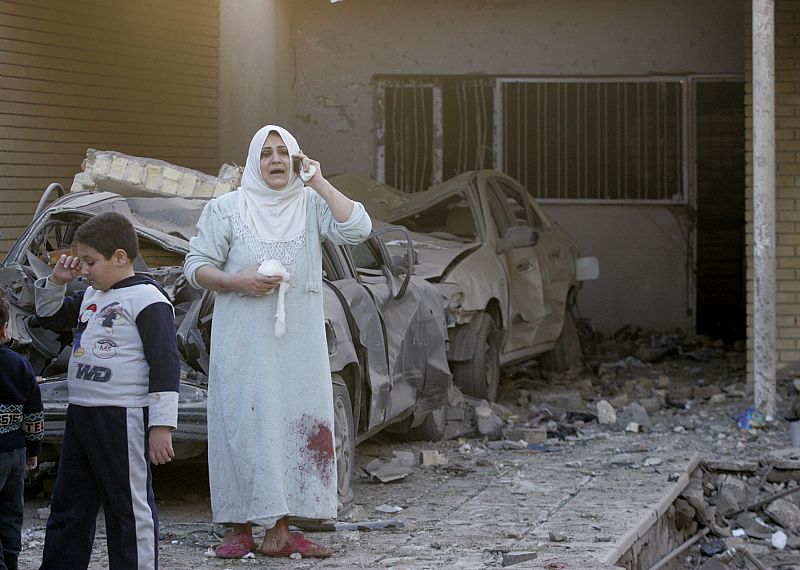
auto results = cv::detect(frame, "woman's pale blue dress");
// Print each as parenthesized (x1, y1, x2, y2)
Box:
(184, 188, 371, 527)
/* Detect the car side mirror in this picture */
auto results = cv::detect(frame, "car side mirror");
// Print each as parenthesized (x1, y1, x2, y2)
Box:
(498, 225, 538, 253)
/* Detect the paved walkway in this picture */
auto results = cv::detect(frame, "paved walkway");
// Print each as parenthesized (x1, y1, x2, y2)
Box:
(303, 432, 702, 569)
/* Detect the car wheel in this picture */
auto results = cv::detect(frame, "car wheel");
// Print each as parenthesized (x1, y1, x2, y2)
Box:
(331, 379, 355, 512)
(453, 312, 501, 401)
(541, 305, 582, 372)
(395, 403, 447, 442)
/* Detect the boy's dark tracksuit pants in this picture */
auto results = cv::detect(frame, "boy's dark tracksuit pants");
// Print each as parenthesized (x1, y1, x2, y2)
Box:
(39, 405, 159, 570)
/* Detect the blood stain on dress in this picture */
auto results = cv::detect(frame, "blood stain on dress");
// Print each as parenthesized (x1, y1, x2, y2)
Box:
(306, 423, 334, 478)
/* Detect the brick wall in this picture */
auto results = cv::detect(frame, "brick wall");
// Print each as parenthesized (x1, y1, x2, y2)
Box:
(745, 0, 800, 381)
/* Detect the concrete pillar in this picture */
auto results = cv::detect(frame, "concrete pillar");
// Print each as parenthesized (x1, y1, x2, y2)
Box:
(752, 0, 776, 417)
(219, 0, 296, 166)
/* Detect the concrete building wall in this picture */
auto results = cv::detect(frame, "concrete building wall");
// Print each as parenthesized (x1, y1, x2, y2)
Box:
(282, 0, 743, 334)
(545, 205, 692, 333)
(219, 0, 295, 165)
(745, 0, 800, 375)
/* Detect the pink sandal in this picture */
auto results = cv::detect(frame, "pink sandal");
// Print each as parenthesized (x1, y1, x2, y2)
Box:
(214, 530, 254, 558)
(264, 531, 332, 558)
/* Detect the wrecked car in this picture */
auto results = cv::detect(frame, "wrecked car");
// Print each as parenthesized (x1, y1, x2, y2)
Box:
(330, 171, 598, 402)
(1, 182, 452, 507)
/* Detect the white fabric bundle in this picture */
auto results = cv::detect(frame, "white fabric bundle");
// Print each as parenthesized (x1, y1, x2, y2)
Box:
(257, 259, 291, 337)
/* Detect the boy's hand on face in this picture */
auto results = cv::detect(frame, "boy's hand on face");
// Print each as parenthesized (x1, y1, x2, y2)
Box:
(49, 254, 82, 286)
(149, 426, 175, 465)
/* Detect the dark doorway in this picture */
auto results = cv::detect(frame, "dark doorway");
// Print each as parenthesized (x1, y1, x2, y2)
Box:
(695, 81, 745, 342)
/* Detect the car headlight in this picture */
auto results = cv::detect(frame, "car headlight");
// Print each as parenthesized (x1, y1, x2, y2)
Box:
(434, 283, 465, 326)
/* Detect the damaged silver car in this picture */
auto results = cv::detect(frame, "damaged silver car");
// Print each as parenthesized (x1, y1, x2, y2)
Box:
(331, 171, 599, 402)
(1, 182, 452, 507)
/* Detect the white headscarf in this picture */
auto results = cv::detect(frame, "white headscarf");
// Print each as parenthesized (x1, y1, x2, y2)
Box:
(237, 125, 307, 241)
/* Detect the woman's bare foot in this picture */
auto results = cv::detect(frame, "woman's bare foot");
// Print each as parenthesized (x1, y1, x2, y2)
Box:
(215, 523, 254, 558)
(259, 517, 333, 558)
(259, 517, 292, 555)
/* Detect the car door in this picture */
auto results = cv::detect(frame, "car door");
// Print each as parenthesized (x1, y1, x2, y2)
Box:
(523, 196, 576, 341)
(482, 172, 550, 352)
(321, 242, 394, 432)
(346, 233, 427, 424)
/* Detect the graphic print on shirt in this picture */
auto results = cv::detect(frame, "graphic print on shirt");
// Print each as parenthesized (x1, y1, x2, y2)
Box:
(98, 302, 127, 335)
(90, 302, 126, 360)
(73, 303, 97, 358)
(92, 338, 119, 359)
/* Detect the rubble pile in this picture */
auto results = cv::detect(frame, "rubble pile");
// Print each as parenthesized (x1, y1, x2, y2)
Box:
(443, 328, 757, 452)
(675, 450, 800, 568)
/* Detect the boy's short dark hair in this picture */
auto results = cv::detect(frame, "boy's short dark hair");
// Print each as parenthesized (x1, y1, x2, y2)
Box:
(74, 212, 139, 261)
(0, 297, 8, 328)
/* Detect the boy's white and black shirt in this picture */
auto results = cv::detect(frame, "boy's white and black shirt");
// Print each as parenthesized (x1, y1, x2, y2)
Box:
(34, 274, 180, 428)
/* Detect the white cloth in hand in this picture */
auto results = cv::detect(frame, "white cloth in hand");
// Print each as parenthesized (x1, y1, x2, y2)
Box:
(257, 259, 291, 337)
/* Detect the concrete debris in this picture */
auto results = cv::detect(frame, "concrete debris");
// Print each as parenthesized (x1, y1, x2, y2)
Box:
(501, 551, 538, 567)
(734, 512, 773, 539)
(765, 448, 800, 470)
(363, 451, 416, 483)
(765, 498, 800, 533)
(704, 459, 759, 473)
(419, 449, 448, 467)
(375, 504, 403, 514)
(475, 404, 503, 440)
(772, 529, 788, 549)
(502, 427, 547, 444)
(596, 400, 616, 425)
(617, 402, 651, 432)
(73, 149, 241, 198)
(548, 531, 568, 542)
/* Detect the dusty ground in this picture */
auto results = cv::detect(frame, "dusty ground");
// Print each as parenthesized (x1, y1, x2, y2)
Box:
(16, 335, 800, 569)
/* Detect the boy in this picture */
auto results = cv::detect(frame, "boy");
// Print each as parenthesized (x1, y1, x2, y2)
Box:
(34, 212, 180, 570)
(0, 297, 44, 570)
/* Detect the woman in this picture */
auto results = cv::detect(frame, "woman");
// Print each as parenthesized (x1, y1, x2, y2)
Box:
(184, 125, 371, 558)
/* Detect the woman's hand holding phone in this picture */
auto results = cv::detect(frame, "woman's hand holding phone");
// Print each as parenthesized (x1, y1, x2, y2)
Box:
(293, 153, 320, 185)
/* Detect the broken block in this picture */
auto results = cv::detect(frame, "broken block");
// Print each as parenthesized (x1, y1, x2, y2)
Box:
(419, 450, 447, 467)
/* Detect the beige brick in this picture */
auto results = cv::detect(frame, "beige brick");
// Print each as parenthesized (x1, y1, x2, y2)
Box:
(779, 327, 800, 338)
(778, 304, 800, 316)
(109, 156, 128, 179)
(779, 350, 800, 362)
(93, 154, 112, 176)
(160, 179, 177, 195)
(197, 181, 215, 198)
(176, 173, 197, 197)
(124, 162, 145, 185)
(779, 256, 800, 268)
(778, 338, 798, 350)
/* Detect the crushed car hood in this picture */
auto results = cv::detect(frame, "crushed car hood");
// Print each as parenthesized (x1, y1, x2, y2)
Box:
(375, 221, 478, 281)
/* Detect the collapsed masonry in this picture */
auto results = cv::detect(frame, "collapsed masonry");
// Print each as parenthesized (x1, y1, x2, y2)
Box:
(70, 149, 243, 199)
(671, 451, 800, 569)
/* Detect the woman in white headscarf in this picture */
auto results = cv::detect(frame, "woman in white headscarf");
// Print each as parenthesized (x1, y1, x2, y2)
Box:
(184, 125, 371, 558)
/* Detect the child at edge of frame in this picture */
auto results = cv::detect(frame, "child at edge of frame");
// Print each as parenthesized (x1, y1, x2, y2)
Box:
(0, 296, 44, 570)
(33, 211, 180, 570)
